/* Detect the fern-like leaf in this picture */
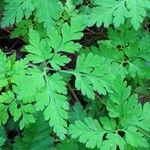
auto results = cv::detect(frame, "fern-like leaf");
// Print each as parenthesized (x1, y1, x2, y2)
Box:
(73, 53, 113, 99)
(47, 15, 86, 53)
(88, 0, 150, 30)
(68, 117, 106, 149)
(1, 0, 34, 27)
(35, 73, 69, 139)
(33, 0, 63, 30)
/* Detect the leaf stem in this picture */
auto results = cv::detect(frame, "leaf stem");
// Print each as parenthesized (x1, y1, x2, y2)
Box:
(96, 94, 106, 105)
(68, 83, 80, 102)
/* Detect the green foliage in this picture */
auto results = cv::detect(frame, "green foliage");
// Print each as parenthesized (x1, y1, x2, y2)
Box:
(68, 117, 106, 149)
(69, 102, 87, 123)
(1, 0, 34, 27)
(50, 139, 87, 150)
(0, 126, 6, 149)
(25, 29, 52, 63)
(73, 53, 113, 99)
(88, 0, 150, 30)
(10, 20, 32, 41)
(35, 72, 69, 140)
(69, 78, 150, 149)
(47, 15, 86, 53)
(33, 0, 63, 30)
(13, 113, 54, 150)
(0, 0, 150, 149)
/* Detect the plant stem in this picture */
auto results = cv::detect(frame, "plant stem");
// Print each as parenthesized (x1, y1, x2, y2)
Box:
(68, 83, 80, 102)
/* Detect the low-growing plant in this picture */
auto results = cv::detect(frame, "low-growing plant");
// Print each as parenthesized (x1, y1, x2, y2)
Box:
(0, 0, 150, 149)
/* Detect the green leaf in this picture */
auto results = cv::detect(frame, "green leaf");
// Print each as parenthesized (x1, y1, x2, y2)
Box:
(103, 26, 150, 80)
(125, 127, 148, 148)
(18, 104, 36, 129)
(139, 34, 150, 62)
(25, 29, 52, 63)
(121, 97, 150, 133)
(6, 95, 35, 129)
(0, 53, 35, 128)
(12, 58, 69, 139)
(126, 0, 150, 30)
(33, 0, 63, 30)
(1, 0, 34, 27)
(12, 67, 45, 100)
(98, 41, 127, 78)
(47, 15, 86, 53)
(0, 126, 6, 148)
(107, 77, 131, 118)
(64, 0, 78, 18)
(107, 77, 150, 148)
(13, 113, 54, 150)
(54, 140, 79, 150)
(50, 54, 71, 70)
(0, 91, 14, 125)
(88, 0, 128, 28)
(86, 99, 102, 118)
(140, 103, 150, 131)
(88, 0, 150, 29)
(72, 0, 83, 5)
(107, 25, 140, 47)
(35, 73, 69, 139)
(100, 117, 116, 131)
(101, 133, 125, 150)
(50, 139, 87, 150)
(125, 34, 150, 79)
(128, 59, 150, 79)
(69, 102, 87, 123)
(74, 53, 113, 99)
(11, 20, 32, 41)
(0, 50, 11, 89)
(68, 117, 106, 149)
(99, 41, 124, 61)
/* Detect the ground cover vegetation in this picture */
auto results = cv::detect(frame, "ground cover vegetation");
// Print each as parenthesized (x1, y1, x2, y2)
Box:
(0, 0, 150, 149)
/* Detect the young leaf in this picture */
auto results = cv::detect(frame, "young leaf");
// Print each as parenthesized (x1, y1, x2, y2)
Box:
(108, 25, 140, 47)
(125, 34, 150, 79)
(101, 27, 150, 80)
